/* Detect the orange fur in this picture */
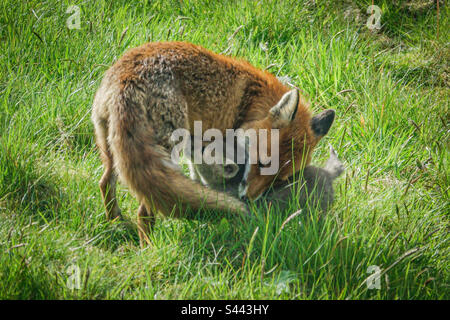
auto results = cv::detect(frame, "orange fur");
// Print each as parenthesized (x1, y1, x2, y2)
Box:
(92, 41, 324, 245)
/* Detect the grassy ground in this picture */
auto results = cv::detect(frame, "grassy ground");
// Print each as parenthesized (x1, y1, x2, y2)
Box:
(0, 0, 448, 299)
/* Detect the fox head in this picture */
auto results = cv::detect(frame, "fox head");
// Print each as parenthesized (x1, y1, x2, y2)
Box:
(239, 89, 335, 200)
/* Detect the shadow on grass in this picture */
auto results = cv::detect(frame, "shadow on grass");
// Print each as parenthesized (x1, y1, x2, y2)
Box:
(0, 138, 63, 221)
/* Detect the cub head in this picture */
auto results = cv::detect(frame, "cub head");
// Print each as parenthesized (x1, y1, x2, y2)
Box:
(190, 136, 250, 199)
(239, 89, 335, 200)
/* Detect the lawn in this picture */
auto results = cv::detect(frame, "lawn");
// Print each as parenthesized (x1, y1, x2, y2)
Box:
(0, 0, 448, 299)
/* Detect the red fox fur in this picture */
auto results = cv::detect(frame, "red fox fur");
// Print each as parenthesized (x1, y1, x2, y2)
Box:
(91, 41, 334, 245)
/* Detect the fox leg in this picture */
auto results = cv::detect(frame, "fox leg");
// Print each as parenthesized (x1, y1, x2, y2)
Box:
(99, 165, 121, 220)
(95, 120, 122, 220)
(137, 202, 155, 247)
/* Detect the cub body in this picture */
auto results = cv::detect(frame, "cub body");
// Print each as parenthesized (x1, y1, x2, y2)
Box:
(262, 146, 344, 213)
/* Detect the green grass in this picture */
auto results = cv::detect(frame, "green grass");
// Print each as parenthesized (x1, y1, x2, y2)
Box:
(0, 0, 448, 299)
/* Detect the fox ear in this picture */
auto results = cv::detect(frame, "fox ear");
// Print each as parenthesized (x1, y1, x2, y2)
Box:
(269, 89, 299, 128)
(311, 109, 335, 137)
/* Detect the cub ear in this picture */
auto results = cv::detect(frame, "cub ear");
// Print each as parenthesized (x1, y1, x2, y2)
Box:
(324, 144, 344, 179)
(311, 109, 335, 137)
(269, 89, 299, 128)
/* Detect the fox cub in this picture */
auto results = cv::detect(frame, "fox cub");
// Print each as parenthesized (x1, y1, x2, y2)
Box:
(261, 145, 345, 213)
(191, 143, 344, 213)
(91, 41, 334, 245)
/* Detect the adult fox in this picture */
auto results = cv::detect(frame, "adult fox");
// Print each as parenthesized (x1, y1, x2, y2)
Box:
(91, 41, 335, 245)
